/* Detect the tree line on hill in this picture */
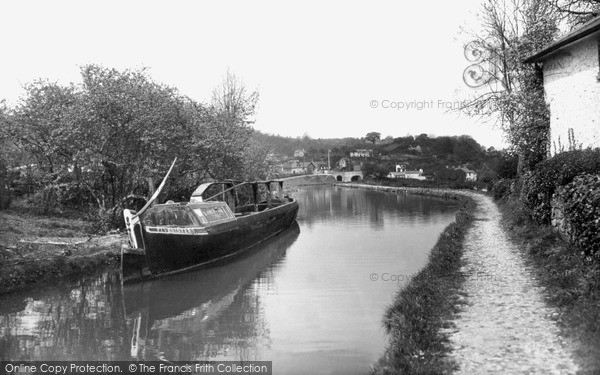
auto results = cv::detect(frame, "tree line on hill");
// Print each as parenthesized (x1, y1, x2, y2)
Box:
(252, 130, 518, 184)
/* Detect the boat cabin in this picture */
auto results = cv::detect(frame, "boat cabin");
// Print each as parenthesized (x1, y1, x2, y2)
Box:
(190, 180, 289, 214)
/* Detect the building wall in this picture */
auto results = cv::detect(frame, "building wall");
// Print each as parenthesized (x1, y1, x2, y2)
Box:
(542, 35, 600, 153)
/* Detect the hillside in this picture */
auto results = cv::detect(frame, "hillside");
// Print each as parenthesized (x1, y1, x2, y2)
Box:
(252, 131, 513, 179)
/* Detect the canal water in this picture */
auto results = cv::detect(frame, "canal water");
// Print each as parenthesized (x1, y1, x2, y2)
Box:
(0, 186, 458, 374)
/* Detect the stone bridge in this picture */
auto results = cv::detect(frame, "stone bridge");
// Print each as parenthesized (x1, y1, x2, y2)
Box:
(325, 170, 364, 182)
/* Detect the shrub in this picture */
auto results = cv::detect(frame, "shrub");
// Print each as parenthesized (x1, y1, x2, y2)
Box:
(520, 149, 600, 223)
(492, 179, 513, 201)
(496, 152, 519, 179)
(435, 168, 466, 184)
(559, 174, 600, 257)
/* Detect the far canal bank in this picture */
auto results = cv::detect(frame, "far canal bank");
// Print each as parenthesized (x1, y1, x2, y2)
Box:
(335, 182, 581, 374)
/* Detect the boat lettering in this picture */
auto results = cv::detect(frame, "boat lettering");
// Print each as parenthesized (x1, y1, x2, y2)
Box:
(145, 227, 208, 235)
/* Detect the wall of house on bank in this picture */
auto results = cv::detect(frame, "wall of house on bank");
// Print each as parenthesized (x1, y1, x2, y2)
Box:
(542, 35, 600, 153)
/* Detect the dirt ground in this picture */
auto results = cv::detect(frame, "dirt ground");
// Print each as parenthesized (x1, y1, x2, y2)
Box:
(0, 210, 126, 294)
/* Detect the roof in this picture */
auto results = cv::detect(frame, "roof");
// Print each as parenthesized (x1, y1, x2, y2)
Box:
(524, 16, 600, 63)
(191, 180, 285, 197)
(457, 167, 476, 174)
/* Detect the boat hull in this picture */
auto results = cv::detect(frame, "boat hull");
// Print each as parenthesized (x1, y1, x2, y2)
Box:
(122, 199, 299, 283)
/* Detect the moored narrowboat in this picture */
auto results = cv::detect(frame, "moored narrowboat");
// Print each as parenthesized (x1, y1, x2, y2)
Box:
(121, 176, 299, 284)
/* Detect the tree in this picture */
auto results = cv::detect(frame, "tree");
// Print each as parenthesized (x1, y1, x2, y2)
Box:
(208, 69, 260, 179)
(365, 132, 381, 144)
(362, 161, 391, 178)
(4, 65, 260, 222)
(436, 168, 467, 183)
(546, 0, 600, 27)
(453, 135, 485, 163)
(460, 0, 559, 173)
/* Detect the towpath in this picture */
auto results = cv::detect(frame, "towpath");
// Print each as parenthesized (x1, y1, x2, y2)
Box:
(443, 194, 578, 374)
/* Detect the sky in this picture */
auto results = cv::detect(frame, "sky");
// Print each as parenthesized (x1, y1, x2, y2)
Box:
(0, 0, 507, 148)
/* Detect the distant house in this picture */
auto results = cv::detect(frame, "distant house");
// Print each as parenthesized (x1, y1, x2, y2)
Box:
(350, 149, 373, 158)
(337, 157, 362, 171)
(524, 16, 600, 151)
(337, 157, 351, 171)
(305, 162, 317, 174)
(408, 145, 422, 153)
(387, 172, 405, 178)
(306, 161, 329, 173)
(294, 149, 306, 158)
(387, 168, 426, 180)
(404, 169, 426, 180)
(456, 167, 477, 181)
(282, 160, 306, 174)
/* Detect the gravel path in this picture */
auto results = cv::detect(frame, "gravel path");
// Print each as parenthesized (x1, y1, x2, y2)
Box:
(444, 194, 579, 374)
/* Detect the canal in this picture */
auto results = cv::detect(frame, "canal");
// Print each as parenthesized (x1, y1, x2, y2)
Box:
(0, 185, 458, 374)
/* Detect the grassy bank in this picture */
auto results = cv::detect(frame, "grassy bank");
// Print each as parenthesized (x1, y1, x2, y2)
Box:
(498, 197, 600, 373)
(373, 196, 475, 374)
(356, 176, 487, 190)
(0, 210, 122, 295)
(335, 183, 476, 374)
(335, 182, 470, 201)
(282, 174, 336, 186)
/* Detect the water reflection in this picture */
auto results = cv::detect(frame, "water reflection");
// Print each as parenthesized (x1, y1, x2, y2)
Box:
(0, 272, 126, 360)
(0, 186, 458, 374)
(124, 224, 300, 361)
(298, 185, 456, 229)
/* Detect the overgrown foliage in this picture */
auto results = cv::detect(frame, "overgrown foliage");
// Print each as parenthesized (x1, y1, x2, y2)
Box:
(0, 65, 266, 226)
(559, 174, 600, 257)
(492, 178, 513, 200)
(436, 168, 467, 184)
(461, 0, 558, 172)
(519, 149, 600, 223)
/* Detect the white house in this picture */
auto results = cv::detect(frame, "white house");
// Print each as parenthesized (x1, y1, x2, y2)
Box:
(395, 164, 406, 173)
(294, 149, 306, 158)
(457, 167, 477, 182)
(350, 149, 373, 158)
(404, 169, 426, 180)
(387, 168, 426, 180)
(524, 17, 600, 152)
(387, 172, 405, 178)
(282, 160, 306, 174)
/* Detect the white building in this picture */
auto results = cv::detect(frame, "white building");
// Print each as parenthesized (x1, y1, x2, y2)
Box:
(350, 149, 373, 158)
(387, 168, 426, 180)
(457, 167, 477, 182)
(294, 149, 306, 158)
(525, 17, 600, 152)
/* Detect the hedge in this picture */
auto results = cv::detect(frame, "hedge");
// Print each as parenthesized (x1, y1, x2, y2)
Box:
(558, 174, 600, 257)
(492, 179, 513, 201)
(520, 149, 600, 224)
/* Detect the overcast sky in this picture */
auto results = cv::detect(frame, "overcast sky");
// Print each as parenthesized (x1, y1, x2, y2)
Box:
(0, 0, 507, 148)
